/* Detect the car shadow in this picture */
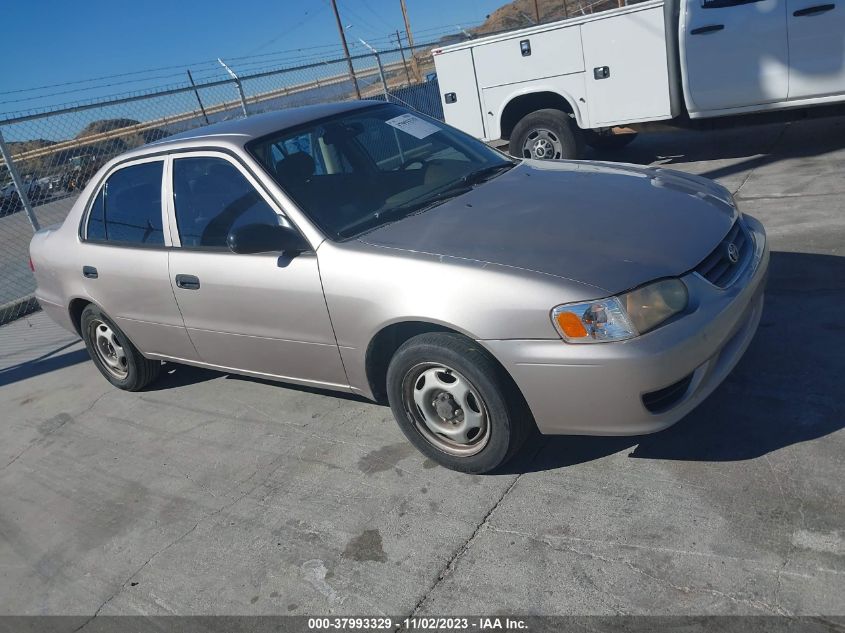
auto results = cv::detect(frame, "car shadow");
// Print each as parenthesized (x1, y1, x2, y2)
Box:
(145, 362, 372, 404)
(502, 250, 845, 474)
(584, 113, 845, 179)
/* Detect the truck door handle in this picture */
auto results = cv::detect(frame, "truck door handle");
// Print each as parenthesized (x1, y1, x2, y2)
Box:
(690, 24, 724, 35)
(793, 3, 834, 15)
(82, 266, 98, 279)
(175, 274, 200, 290)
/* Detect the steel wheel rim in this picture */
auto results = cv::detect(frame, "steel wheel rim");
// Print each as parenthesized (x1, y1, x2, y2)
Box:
(401, 363, 491, 457)
(522, 128, 563, 160)
(88, 319, 129, 379)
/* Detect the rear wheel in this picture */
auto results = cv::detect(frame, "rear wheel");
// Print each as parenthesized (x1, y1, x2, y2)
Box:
(386, 333, 530, 473)
(80, 304, 161, 391)
(509, 109, 584, 160)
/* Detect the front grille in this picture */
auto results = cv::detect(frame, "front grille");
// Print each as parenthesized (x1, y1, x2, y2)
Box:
(695, 220, 752, 288)
(642, 373, 694, 414)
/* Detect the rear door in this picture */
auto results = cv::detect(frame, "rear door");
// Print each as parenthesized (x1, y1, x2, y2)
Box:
(165, 151, 348, 389)
(78, 157, 197, 360)
(681, 0, 789, 113)
(786, 0, 845, 100)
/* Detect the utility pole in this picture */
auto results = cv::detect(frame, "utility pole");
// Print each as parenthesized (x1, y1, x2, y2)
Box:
(533, 0, 541, 23)
(330, 0, 361, 99)
(399, 0, 421, 83)
(394, 30, 412, 85)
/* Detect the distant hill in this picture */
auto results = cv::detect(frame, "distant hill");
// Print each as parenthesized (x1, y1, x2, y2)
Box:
(7, 139, 56, 155)
(471, 0, 622, 37)
(77, 118, 168, 145)
(9, 119, 170, 176)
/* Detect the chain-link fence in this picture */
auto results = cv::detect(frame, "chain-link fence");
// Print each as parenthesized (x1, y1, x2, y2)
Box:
(0, 42, 443, 325)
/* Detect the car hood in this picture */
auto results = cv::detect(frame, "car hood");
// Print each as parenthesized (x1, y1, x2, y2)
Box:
(359, 160, 737, 295)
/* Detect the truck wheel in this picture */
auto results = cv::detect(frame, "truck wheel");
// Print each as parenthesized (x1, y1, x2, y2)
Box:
(584, 129, 638, 151)
(386, 333, 531, 474)
(80, 304, 161, 391)
(509, 109, 583, 160)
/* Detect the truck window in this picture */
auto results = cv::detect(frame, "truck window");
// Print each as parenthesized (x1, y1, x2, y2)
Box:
(701, 0, 764, 8)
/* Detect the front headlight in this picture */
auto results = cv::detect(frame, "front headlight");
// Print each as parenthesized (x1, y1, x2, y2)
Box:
(551, 279, 688, 343)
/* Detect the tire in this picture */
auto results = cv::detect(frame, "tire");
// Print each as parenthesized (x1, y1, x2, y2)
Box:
(80, 304, 161, 391)
(386, 333, 531, 474)
(584, 129, 638, 151)
(509, 108, 584, 160)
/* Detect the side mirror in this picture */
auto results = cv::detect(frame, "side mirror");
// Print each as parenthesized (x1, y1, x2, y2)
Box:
(227, 223, 309, 255)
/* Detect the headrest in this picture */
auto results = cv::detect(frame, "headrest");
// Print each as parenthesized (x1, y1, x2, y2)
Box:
(275, 152, 315, 185)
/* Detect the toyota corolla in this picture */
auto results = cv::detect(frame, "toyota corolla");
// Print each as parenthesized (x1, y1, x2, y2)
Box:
(30, 101, 768, 473)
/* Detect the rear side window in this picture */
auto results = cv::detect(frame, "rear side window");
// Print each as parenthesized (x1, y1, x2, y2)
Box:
(172, 157, 280, 248)
(86, 161, 164, 245)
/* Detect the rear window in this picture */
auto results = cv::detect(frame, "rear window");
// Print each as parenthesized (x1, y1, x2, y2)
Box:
(85, 161, 164, 246)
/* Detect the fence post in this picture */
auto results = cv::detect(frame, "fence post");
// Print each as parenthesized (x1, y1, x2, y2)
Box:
(218, 58, 249, 117)
(0, 127, 40, 232)
(187, 70, 210, 124)
(359, 41, 390, 100)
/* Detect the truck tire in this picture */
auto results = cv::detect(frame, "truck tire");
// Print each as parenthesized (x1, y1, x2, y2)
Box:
(584, 129, 638, 151)
(509, 109, 584, 160)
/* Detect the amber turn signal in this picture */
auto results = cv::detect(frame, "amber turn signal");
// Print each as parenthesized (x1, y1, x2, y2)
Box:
(555, 311, 588, 338)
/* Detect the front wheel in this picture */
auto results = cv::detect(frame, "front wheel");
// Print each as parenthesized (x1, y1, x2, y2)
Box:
(80, 304, 161, 391)
(386, 333, 531, 473)
(509, 108, 584, 161)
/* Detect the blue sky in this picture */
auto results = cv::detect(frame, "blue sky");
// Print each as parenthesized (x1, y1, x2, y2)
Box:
(0, 0, 505, 115)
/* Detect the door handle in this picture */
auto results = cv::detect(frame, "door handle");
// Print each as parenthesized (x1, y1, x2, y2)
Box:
(690, 24, 725, 35)
(793, 3, 834, 15)
(175, 274, 200, 290)
(82, 265, 98, 279)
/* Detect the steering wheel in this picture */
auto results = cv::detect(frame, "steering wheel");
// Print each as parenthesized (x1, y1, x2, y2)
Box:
(398, 158, 427, 171)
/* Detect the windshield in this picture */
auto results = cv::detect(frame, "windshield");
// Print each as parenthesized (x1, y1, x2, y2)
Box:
(248, 103, 513, 240)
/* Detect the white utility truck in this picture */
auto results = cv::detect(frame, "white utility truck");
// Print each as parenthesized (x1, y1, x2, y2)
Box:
(432, 0, 845, 158)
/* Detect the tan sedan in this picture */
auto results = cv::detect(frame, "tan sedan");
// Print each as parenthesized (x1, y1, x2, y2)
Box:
(30, 101, 769, 473)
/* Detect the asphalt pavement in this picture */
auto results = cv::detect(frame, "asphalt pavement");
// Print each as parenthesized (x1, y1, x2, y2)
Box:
(0, 116, 843, 621)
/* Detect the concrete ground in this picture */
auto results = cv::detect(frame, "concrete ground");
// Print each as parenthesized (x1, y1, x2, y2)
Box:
(1, 116, 843, 620)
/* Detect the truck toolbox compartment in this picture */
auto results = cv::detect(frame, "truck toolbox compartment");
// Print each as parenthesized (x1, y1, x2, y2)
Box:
(472, 27, 584, 89)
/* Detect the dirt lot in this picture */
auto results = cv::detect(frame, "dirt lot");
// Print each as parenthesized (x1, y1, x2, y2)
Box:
(0, 116, 843, 623)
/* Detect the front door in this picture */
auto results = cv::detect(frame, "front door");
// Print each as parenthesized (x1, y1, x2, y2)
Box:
(787, 0, 845, 100)
(165, 152, 348, 389)
(682, 0, 789, 113)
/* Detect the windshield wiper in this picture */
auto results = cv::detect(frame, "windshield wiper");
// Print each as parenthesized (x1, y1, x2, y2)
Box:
(337, 185, 473, 239)
(458, 161, 515, 186)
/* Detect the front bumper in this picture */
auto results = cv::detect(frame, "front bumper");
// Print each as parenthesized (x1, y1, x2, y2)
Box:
(483, 214, 769, 436)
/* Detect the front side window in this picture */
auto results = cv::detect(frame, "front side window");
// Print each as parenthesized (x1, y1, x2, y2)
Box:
(86, 161, 164, 245)
(172, 157, 281, 248)
(248, 103, 513, 240)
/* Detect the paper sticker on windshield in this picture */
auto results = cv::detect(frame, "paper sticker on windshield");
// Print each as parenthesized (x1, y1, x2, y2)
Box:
(385, 113, 439, 139)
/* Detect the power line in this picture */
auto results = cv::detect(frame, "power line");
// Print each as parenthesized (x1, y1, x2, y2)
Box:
(244, 5, 330, 55)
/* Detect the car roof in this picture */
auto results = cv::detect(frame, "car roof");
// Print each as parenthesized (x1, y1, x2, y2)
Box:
(121, 100, 384, 160)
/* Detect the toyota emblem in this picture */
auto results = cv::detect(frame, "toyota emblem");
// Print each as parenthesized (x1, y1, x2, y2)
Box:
(726, 242, 740, 264)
